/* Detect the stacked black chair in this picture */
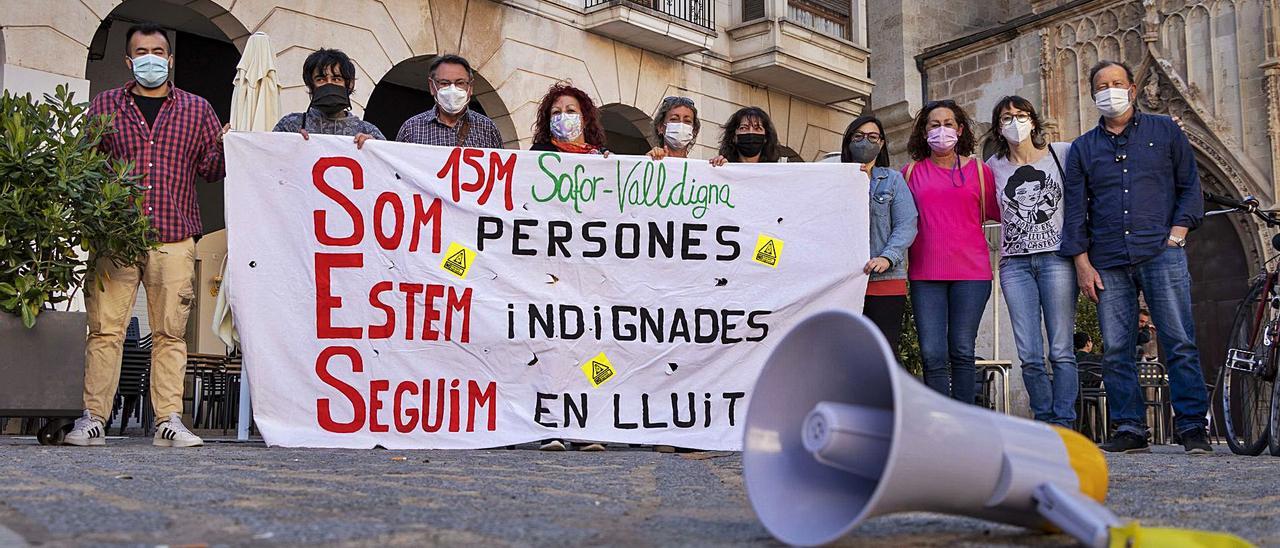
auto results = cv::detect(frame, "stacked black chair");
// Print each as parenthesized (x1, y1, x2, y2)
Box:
(1076, 360, 1108, 442)
(1137, 361, 1172, 444)
(974, 374, 993, 410)
(108, 318, 153, 435)
(224, 353, 244, 435)
(190, 354, 233, 431)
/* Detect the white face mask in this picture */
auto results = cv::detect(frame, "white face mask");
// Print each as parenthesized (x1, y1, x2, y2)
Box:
(1094, 87, 1132, 119)
(435, 84, 469, 115)
(1001, 118, 1034, 144)
(663, 122, 694, 150)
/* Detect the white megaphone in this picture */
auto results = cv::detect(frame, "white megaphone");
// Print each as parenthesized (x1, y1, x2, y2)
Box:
(743, 310, 1116, 546)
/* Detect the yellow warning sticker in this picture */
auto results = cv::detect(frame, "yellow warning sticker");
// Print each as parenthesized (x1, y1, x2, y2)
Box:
(752, 234, 784, 268)
(440, 242, 476, 279)
(580, 352, 617, 388)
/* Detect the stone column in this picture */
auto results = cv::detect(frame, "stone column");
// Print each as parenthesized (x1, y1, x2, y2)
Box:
(1265, 0, 1280, 200)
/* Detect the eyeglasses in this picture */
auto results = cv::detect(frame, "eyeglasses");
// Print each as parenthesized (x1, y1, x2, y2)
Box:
(433, 78, 472, 89)
(851, 132, 882, 144)
(999, 114, 1031, 126)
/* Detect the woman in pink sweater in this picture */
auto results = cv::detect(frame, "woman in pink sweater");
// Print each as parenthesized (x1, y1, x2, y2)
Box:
(902, 99, 1000, 404)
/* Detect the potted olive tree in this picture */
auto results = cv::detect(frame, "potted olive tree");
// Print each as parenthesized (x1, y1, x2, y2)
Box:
(0, 85, 153, 443)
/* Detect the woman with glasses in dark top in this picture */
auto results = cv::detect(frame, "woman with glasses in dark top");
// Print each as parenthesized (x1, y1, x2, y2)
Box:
(902, 99, 1000, 405)
(647, 96, 699, 160)
(841, 115, 917, 353)
(709, 106, 780, 165)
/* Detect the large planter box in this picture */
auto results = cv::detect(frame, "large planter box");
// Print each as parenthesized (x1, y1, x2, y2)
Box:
(0, 310, 86, 417)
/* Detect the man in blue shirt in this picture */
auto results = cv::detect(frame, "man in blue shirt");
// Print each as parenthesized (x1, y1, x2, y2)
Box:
(1060, 60, 1211, 454)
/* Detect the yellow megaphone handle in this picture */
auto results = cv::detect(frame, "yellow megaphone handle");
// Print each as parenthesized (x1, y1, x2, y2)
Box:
(1109, 522, 1256, 548)
(1034, 485, 1252, 548)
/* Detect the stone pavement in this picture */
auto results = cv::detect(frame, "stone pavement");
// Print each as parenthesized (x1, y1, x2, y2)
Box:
(0, 437, 1275, 547)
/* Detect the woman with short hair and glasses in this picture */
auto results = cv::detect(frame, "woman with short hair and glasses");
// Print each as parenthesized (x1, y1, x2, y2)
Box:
(903, 99, 1000, 405)
(648, 96, 700, 160)
(984, 95, 1077, 428)
(841, 115, 917, 353)
(709, 106, 780, 165)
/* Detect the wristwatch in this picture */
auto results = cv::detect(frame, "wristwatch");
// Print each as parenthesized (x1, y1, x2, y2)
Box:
(1168, 234, 1186, 247)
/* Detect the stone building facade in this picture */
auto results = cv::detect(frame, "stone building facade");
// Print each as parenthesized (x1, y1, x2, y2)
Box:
(0, 0, 872, 351)
(871, 0, 1280, 414)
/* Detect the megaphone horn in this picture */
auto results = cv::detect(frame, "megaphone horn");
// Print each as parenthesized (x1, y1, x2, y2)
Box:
(742, 311, 1108, 546)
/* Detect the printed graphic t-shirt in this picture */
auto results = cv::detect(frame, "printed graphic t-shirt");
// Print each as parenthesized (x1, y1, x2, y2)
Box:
(987, 142, 1071, 257)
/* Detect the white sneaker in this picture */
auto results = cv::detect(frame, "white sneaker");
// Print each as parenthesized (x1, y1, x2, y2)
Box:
(64, 411, 106, 446)
(153, 413, 203, 448)
(539, 439, 566, 451)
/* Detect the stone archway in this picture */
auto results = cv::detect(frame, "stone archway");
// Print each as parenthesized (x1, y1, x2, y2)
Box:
(599, 103, 653, 155)
(364, 55, 515, 146)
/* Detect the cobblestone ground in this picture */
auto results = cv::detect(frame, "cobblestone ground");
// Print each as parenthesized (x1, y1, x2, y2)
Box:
(0, 437, 1276, 547)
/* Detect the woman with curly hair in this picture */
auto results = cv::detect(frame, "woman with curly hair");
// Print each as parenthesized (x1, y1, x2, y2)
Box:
(902, 99, 1000, 405)
(709, 106, 780, 165)
(529, 83, 608, 155)
(526, 83, 607, 453)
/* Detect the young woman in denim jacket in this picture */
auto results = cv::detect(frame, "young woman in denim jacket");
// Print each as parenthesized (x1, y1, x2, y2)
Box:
(842, 115, 918, 353)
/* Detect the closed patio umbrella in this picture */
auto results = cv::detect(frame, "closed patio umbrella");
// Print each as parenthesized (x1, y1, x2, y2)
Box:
(229, 32, 280, 132)
(219, 32, 281, 440)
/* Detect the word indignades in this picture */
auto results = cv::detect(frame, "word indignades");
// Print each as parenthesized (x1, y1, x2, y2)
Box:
(507, 303, 771, 344)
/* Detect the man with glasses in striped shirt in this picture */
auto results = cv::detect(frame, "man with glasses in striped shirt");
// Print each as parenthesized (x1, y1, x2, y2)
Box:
(396, 54, 504, 149)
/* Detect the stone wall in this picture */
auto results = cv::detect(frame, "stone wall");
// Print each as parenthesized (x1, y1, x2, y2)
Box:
(868, 0, 1032, 159)
(924, 33, 1042, 143)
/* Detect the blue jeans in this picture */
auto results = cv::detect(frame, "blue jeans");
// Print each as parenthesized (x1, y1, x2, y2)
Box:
(1000, 253, 1079, 427)
(1096, 246, 1209, 436)
(911, 280, 992, 404)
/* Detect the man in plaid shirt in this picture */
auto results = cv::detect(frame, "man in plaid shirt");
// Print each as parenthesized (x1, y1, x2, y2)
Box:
(396, 54, 504, 149)
(66, 23, 226, 449)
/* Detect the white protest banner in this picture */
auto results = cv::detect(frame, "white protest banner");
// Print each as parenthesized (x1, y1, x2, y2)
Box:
(224, 132, 869, 450)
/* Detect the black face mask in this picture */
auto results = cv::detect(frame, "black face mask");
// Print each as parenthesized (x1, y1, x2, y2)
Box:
(734, 133, 767, 158)
(310, 84, 351, 117)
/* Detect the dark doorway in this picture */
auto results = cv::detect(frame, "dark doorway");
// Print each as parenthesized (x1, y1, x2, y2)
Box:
(1187, 199, 1253, 389)
(173, 31, 236, 123)
(599, 104, 652, 156)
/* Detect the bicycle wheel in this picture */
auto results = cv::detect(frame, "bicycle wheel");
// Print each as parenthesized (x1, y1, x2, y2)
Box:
(1218, 275, 1277, 455)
